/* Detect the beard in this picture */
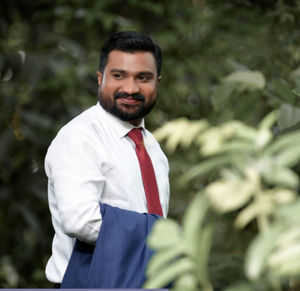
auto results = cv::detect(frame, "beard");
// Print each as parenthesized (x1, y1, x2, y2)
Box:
(98, 88, 157, 122)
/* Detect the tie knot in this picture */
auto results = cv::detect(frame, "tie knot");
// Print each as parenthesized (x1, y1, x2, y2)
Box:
(127, 128, 143, 146)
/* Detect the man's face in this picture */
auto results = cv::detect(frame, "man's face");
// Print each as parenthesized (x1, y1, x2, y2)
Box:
(97, 50, 161, 126)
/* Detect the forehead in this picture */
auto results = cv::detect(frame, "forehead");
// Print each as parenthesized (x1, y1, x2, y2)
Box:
(105, 50, 157, 75)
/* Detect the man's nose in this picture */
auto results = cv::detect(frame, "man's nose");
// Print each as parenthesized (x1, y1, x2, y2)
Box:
(122, 78, 140, 95)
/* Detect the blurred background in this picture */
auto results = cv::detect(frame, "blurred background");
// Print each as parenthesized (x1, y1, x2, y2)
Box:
(0, 0, 299, 288)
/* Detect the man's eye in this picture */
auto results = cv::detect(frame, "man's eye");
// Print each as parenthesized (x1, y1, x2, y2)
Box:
(113, 74, 122, 79)
(139, 75, 148, 81)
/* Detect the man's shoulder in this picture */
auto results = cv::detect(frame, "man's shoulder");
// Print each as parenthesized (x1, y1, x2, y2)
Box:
(57, 104, 102, 135)
(47, 104, 102, 151)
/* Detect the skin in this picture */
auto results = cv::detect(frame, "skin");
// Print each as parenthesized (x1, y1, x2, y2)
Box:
(97, 50, 162, 126)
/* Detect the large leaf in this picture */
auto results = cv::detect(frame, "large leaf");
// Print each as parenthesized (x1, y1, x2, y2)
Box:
(292, 88, 300, 97)
(234, 194, 274, 229)
(262, 166, 299, 189)
(205, 170, 259, 213)
(179, 155, 237, 184)
(146, 244, 184, 276)
(223, 70, 266, 91)
(153, 118, 208, 152)
(245, 227, 282, 280)
(278, 103, 300, 130)
(263, 131, 300, 156)
(143, 257, 195, 289)
(147, 219, 181, 249)
(276, 145, 300, 168)
(182, 193, 209, 256)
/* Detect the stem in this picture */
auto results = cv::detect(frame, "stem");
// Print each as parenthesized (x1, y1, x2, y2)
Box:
(257, 213, 269, 232)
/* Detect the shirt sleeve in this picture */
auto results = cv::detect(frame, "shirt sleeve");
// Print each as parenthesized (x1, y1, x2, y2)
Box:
(45, 128, 104, 244)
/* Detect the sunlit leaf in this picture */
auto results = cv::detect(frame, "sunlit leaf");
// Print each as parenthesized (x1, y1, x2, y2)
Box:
(223, 70, 266, 91)
(275, 228, 300, 248)
(148, 219, 181, 249)
(182, 193, 209, 255)
(278, 103, 300, 130)
(268, 242, 300, 268)
(263, 131, 300, 156)
(143, 257, 194, 288)
(276, 145, 300, 168)
(254, 128, 272, 149)
(259, 110, 279, 130)
(174, 273, 198, 291)
(154, 118, 207, 152)
(196, 225, 214, 288)
(262, 167, 299, 189)
(235, 195, 274, 229)
(245, 227, 282, 280)
(146, 244, 184, 276)
(205, 170, 259, 213)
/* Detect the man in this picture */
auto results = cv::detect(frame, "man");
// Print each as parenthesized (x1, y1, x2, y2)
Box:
(44, 31, 170, 286)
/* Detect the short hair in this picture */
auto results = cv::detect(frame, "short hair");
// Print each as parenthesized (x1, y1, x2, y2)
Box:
(99, 31, 162, 77)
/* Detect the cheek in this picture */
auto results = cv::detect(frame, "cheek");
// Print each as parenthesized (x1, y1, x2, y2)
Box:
(143, 83, 157, 95)
(101, 84, 116, 96)
(145, 87, 157, 100)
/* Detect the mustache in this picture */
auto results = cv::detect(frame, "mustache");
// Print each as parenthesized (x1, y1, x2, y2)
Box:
(114, 92, 145, 102)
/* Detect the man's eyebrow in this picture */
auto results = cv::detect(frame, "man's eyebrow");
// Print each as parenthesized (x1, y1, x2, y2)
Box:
(110, 69, 126, 74)
(110, 69, 155, 76)
(138, 71, 154, 76)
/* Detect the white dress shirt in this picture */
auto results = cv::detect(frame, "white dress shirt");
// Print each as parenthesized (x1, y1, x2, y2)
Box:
(44, 102, 170, 283)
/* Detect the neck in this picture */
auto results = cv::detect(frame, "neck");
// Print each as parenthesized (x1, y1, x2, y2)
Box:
(129, 118, 143, 127)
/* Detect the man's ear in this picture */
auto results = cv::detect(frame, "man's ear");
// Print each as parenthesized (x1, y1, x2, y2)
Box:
(97, 71, 103, 86)
(157, 75, 162, 85)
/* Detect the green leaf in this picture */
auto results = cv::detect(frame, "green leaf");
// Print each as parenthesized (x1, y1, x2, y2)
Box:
(174, 273, 198, 291)
(179, 155, 237, 184)
(209, 141, 254, 155)
(262, 166, 299, 188)
(146, 244, 184, 276)
(278, 103, 300, 130)
(143, 257, 194, 288)
(147, 219, 181, 249)
(245, 227, 282, 280)
(234, 196, 273, 229)
(268, 241, 300, 268)
(211, 83, 234, 111)
(259, 110, 279, 130)
(182, 194, 209, 255)
(254, 128, 273, 150)
(272, 79, 297, 104)
(273, 260, 300, 277)
(263, 131, 300, 155)
(223, 70, 266, 91)
(275, 200, 300, 224)
(196, 225, 214, 288)
(292, 88, 300, 97)
(205, 174, 258, 213)
(153, 118, 207, 152)
(224, 283, 255, 291)
(276, 145, 300, 168)
(276, 228, 300, 248)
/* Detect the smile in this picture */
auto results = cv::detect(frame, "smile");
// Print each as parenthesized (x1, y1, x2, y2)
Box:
(118, 98, 142, 105)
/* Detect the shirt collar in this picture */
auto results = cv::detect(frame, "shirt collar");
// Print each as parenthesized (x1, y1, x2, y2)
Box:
(96, 102, 145, 139)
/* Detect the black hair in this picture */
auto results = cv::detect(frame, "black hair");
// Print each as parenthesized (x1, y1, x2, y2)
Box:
(99, 31, 162, 77)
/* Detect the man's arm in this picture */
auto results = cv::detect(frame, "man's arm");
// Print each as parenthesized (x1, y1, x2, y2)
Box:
(45, 129, 104, 244)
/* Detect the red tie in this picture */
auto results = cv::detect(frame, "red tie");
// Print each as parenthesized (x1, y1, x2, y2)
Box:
(128, 128, 163, 216)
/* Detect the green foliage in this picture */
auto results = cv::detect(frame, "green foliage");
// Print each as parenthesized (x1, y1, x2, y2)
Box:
(1, 0, 300, 288)
(147, 111, 300, 289)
